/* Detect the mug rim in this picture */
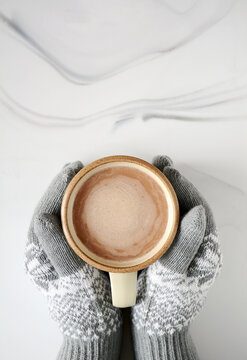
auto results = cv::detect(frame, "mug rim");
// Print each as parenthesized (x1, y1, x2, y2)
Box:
(61, 155, 179, 273)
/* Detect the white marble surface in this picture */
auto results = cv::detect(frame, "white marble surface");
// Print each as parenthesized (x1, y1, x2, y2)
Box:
(0, 1, 246, 359)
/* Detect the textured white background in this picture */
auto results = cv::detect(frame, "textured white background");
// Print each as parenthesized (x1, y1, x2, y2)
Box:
(0, 1, 247, 359)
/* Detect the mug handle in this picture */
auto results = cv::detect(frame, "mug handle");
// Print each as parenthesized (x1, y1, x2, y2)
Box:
(109, 272, 137, 307)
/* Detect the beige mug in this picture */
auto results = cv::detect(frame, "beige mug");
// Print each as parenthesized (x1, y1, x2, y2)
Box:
(61, 155, 179, 307)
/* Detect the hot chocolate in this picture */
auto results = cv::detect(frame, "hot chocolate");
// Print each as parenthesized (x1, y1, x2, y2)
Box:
(72, 164, 168, 262)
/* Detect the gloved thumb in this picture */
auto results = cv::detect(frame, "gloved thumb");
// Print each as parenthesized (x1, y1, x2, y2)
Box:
(160, 205, 206, 274)
(34, 213, 85, 277)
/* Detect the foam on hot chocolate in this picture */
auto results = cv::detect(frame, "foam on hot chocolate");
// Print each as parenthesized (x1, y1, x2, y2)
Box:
(72, 165, 168, 261)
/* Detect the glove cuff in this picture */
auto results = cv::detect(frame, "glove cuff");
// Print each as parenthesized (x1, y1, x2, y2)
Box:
(57, 331, 122, 360)
(132, 327, 199, 360)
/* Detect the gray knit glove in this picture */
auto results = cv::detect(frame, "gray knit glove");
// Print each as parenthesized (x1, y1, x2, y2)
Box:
(24, 162, 122, 360)
(131, 156, 222, 360)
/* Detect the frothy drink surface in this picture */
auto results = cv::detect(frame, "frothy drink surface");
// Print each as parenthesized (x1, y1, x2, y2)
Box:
(72, 165, 168, 261)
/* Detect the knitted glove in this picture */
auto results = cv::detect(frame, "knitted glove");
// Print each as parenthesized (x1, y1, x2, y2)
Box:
(24, 162, 122, 360)
(131, 155, 222, 360)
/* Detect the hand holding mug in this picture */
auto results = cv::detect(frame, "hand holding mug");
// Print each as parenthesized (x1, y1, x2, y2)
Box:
(25, 162, 122, 360)
(131, 155, 222, 360)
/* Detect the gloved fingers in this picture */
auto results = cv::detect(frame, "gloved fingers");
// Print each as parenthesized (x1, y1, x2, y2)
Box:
(34, 213, 85, 277)
(187, 231, 222, 286)
(160, 205, 206, 274)
(24, 230, 58, 290)
(34, 161, 83, 216)
(163, 166, 216, 236)
(152, 155, 173, 172)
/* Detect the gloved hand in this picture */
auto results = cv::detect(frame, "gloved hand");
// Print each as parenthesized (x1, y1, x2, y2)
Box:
(24, 162, 122, 360)
(131, 155, 222, 360)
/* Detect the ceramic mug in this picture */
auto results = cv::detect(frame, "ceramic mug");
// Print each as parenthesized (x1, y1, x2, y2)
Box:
(61, 155, 179, 307)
